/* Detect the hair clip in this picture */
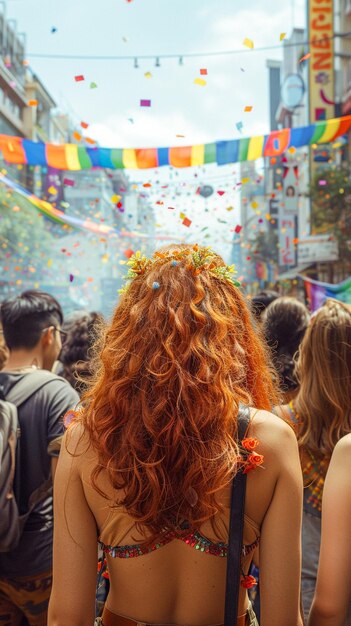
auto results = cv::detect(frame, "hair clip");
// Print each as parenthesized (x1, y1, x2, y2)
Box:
(171, 260, 178, 267)
(152, 281, 160, 290)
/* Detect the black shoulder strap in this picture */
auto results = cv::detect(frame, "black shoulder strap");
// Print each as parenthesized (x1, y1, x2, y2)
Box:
(224, 405, 251, 626)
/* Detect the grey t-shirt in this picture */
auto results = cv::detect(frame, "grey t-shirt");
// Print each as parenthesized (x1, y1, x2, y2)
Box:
(0, 371, 79, 577)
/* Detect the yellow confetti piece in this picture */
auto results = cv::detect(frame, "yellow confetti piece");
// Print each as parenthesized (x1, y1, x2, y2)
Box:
(251, 201, 259, 209)
(244, 106, 253, 112)
(265, 213, 271, 220)
(111, 194, 121, 203)
(47, 259, 53, 268)
(243, 38, 254, 49)
(280, 33, 286, 41)
(101, 254, 109, 263)
(179, 212, 186, 219)
(242, 177, 250, 184)
(288, 146, 296, 154)
(48, 186, 57, 195)
(194, 78, 207, 86)
(144, 72, 152, 79)
(226, 206, 234, 212)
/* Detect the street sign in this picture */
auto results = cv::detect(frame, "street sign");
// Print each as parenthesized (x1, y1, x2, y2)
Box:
(298, 235, 339, 264)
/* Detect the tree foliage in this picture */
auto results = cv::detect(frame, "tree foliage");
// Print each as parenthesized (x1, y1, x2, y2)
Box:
(0, 186, 54, 277)
(252, 229, 279, 263)
(309, 164, 351, 262)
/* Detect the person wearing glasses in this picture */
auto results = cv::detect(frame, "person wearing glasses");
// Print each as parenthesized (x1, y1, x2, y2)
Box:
(0, 290, 79, 626)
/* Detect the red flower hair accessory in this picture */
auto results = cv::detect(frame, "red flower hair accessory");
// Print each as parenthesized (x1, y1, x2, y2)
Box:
(243, 452, 264, 474)
(242, 437, 259, 451)
(241, 574, 257, 589)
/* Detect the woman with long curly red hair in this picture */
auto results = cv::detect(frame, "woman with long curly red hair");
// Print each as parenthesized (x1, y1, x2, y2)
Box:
(48, 244, 303, 626)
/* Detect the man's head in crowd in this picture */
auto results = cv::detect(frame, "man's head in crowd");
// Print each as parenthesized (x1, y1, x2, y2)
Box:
(0, 290, 64, 371)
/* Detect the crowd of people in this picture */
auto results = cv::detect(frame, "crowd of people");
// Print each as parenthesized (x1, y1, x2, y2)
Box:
(0, 243, 350, 626)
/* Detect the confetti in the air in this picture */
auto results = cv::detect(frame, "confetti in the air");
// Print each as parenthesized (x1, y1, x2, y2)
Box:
(243, 38, 254, 49)
(299, 52, 311, 63)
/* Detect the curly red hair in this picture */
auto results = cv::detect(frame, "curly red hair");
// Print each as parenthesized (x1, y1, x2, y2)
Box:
(77, 244, 279, 539)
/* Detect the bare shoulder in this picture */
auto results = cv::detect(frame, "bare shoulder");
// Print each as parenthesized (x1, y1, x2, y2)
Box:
(60, 421, 96, 472)
(331, 433, 351, 467)
(248, 408, 299, 461)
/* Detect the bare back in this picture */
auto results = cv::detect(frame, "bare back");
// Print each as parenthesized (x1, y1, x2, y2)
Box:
(52, 409, 303, 626)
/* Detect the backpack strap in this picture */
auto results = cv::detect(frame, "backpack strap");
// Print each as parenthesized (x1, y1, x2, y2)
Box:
(6, 369, 64, 407)
(224, 404, 251, 626)
(4, 370, 67, 524)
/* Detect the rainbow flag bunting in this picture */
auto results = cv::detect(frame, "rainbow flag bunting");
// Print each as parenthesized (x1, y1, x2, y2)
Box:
(302, 275, 351, 311)
(0, 174, 178, 240)
(0, 115, 350, 170)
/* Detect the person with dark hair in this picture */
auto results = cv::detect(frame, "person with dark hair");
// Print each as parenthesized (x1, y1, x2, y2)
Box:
(59, 311, 104, 396)
(48, 245, 303, 626)
(262, 297, 310, 403)
(250, 290, 279, 321)
(0, 290, 79, 626)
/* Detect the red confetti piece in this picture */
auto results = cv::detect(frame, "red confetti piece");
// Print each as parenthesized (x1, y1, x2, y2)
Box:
(74, 75, 85, 82)
(182, 217, 192, 227)
(235, 225, 242, 233)
(217, 190, 225, 196)
(143, 183, 152, 188)
(117, 202, 123, 208)
(80, 121, 89, 129)
(124, 249, 134, 258)
(140, 99, 151, 107)
(63, 178, 75, 186)
(200, 68, 208, 75)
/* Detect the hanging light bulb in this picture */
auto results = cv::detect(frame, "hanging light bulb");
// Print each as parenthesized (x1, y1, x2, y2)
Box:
(179, 56, 184, 66)
(134, 57, 139, 69)
(155, 57, 161, 67)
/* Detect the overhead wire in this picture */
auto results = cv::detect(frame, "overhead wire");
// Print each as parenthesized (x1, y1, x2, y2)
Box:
(25, 32, 351, 62)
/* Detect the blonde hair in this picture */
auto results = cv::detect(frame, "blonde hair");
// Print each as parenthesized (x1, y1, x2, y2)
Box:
(295, 298, 351, 458)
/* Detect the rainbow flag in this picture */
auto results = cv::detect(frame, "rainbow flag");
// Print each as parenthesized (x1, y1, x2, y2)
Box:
(0, 174, 177, 240)
(0, 115, 350, 170)
(302, 275, 351, 311)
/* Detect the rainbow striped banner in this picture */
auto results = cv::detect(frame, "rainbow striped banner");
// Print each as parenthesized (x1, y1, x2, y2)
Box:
(302, 275, 351, 311)
(0, 174, 178, 240)
(0, 115, 350, 170)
